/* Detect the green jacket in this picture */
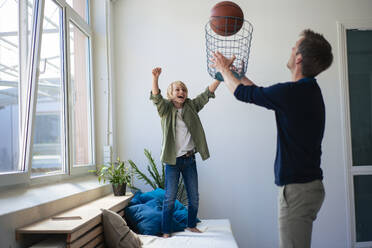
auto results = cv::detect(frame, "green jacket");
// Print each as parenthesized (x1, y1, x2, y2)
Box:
(150, 87, 215, 165)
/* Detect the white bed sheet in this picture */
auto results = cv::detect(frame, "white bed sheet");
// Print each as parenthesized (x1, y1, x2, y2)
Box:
(139, 219, 238, 248)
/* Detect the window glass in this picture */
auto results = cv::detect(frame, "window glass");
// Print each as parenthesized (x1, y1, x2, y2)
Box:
(0, 0, 20, 173)
(28, 0, 34, 46)
(354, 175, 372, 242)
(69, 22, 92, 167)
(31, 0, 64, 177)
(347, 30, 372, 166)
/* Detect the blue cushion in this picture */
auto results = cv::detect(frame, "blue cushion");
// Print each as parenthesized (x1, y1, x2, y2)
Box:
(128, 191, 143, 206)
(173, 208, 188, 224)
(125, 188, 198, 235)
(139, 188, 185, 211)
(125, 199, 162, 235)
(139, 188, 165, 202)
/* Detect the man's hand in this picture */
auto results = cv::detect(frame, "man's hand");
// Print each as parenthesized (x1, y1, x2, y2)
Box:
(230, 59, 245, 75)
(210, 52, 242, 94)
(210, 51, 235, 73)
(152, 67, 162, 78)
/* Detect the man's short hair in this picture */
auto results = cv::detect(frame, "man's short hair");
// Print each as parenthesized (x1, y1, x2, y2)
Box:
(298, 29, 333, 78)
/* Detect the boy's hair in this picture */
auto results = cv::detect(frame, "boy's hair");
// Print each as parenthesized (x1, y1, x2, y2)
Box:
(166, 81, 188, 99)
(298, 29, 333, 78)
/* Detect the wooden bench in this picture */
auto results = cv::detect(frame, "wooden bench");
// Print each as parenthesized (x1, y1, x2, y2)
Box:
(16, 193, 133, 248)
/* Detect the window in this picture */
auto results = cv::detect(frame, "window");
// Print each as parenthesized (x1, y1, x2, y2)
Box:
(69, 22, 93, 167)
(0, 0, 93, 186)
(31, 0, 65, 177)
(0, 0, 25, 173)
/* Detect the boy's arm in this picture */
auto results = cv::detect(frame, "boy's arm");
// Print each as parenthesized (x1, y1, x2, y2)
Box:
(191, 80, 220, 113)
(208, 80, 221, 93)
(152, 67, 161, 95)
(150, 67, 169, 116)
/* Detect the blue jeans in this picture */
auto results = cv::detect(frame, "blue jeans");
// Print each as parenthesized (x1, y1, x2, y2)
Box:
(162, 155, 199, 234)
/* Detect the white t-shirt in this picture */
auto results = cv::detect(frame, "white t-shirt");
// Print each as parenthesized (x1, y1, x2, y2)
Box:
(175, 108, 195, 157)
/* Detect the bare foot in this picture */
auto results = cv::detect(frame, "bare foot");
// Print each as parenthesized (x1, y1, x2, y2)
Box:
(162, 233, 171, 238)
(187, 227, 202, 233)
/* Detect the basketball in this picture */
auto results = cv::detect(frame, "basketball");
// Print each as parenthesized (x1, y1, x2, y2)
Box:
(210, 1, 244, 36)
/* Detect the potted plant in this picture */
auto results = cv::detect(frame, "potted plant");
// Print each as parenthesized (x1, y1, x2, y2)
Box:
(91, 158, 132, 196)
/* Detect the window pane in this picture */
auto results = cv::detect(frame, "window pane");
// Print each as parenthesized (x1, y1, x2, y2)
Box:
(31, 0, 64, 177)
(354, 175, 372, 242)
(0, 0, 20, 173)
(28, 0, 34, 46)
(69, 22, 92, 167)
(347, 30, 372, 166)
(66, 0, 88, 22)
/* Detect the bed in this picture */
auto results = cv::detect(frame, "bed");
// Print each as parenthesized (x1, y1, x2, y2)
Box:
(19, 193, 238, 248)
(138, 219, 239, 248)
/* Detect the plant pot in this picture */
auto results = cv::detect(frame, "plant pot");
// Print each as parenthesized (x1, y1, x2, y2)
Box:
(112, 183, 127, 196)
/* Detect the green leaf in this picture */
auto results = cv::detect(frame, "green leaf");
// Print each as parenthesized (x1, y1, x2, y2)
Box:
(145, 149, 161, 184)
(147, 167, 158, 189)
(128, 160, 156, 189)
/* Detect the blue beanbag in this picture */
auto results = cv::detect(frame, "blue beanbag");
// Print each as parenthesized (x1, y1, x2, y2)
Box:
(125, 188, 194, 235)
(125, 199, 162, 235)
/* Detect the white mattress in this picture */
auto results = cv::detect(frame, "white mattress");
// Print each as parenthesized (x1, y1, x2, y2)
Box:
(139, 219, 238, 248)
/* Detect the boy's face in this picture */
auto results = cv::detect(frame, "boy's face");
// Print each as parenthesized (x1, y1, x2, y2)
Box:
(171, 84, 187, 105)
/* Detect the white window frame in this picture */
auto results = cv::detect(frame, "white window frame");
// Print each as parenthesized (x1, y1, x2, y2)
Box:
(65, 2, 95, 175)
(0, 0, 95, 187)
(338, 19, 372, 248)
(0, 0, 43, 187)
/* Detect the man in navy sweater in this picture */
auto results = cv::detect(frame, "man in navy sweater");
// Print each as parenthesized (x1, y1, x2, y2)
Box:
(211, 29, 333, 248)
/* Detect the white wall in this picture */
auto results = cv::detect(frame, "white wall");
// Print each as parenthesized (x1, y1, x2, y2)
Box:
(113, 0, 372, 247)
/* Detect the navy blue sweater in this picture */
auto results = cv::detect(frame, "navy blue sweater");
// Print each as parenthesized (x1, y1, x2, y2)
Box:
(234, 78, 324, 186)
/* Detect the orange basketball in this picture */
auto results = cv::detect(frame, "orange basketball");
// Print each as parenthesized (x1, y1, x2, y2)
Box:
(210, 1, 244, 36)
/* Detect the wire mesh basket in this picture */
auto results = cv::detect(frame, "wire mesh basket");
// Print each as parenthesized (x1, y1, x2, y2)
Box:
(205, 17, 253, 81)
